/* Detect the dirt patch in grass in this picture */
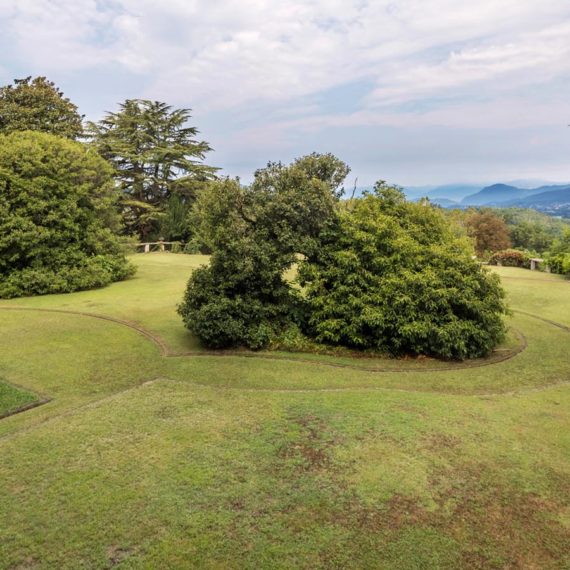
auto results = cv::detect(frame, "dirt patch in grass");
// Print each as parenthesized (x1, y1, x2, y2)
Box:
(264, 411, 569, 569)
(421, 431, 462, 451)
(436, 464, 570, 569)
(277, 412, 340, 472)
(106, 545, 136, 567)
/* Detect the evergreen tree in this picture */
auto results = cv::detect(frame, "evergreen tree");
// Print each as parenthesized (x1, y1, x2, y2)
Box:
(87, 99, 216, 240)
(178, 154, 348, 349)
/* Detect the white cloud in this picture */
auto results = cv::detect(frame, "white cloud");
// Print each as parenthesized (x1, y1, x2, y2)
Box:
(367, 21, 570, 106)
(1, 0, 570, 183)
(3, 0, 569, 109)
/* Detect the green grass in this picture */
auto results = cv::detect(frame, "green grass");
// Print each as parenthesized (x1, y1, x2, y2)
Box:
(0, 380, 39, 418)
(1, 254, 569, 569)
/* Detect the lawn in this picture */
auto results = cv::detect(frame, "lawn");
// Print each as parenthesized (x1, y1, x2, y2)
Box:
(0, 254, 569, 569)
(0, 381, 41, 419)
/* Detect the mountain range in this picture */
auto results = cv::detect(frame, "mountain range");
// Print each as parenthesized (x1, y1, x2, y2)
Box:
(401, 181, 570, 216)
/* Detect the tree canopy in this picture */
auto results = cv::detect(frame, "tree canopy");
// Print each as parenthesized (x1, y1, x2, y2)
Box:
(0, 131, 133, 298)
(465, 210, 511, 257)
(87, 99, 216, 240)
(178, 153, 348, 349)
(0, 76, 83, 139)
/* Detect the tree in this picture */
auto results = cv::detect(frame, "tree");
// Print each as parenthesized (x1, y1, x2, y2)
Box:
(546, 228, 570, 277)
(0, 76, 83, 139)
(87, 99, 216, 240)
(178, 154, 349, 349)
(298, 184, 508, 360)
(465, 210, 511, 257)
(0, 131, 134, 298)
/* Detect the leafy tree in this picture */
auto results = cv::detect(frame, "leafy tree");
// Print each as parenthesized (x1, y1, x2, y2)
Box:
(546, 228, 570, 276)
(178, 154, 348, 349)
(159, 194, 192, 243)
(0, 131, 134, 298)
(0, 76, 83, 139)
(298, 184, 508, 360)
(465, 210, 511, 257)
(87, 99, 216, 240)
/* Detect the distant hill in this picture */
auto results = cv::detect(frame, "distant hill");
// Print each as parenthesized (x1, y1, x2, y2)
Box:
(352, 181, 570, 217)
(505, 186, 570, 211)
(461, 184, 526, 206)
(429, 197, 459, 207)
(404, 184, 482, 202)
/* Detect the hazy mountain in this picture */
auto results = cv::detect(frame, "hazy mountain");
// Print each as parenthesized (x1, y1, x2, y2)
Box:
(461, 183, 570, 208)
(404, 184, 482, 201)
(352, 182, 570, 217)
(461, 184, 526, 206)
(429, 197, 459, 207)
(506, 187, 570, 217)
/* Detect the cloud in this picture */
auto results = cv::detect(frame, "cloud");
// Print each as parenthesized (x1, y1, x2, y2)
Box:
(1, 0, 570, 184)
(367, 21, 570, 106)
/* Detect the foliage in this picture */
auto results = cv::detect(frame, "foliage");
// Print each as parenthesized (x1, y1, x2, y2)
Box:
(0, 131, 134, 298)
(545, 228, 570, 276)
(488, 249, 531, 268)
(546, 253, 570, 276)
(0, 76, 83, 139)
(495, 208, 570, 253)
(86, 99, 216, 240)
(179, 154, 348, 349)
(159, 194, 192, 242)
(465, 210, 511, 257)
(299, 184, 508, 360)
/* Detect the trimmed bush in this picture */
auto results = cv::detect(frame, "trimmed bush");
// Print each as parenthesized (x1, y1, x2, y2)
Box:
(545, 253, 570, 277)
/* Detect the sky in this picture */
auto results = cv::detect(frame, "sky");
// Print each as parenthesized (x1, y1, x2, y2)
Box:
(1, 0, 570, 187)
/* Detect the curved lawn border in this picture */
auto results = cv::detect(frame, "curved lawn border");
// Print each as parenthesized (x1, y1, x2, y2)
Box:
(0, 305, 528, 373)
(512, 309, 570, 332)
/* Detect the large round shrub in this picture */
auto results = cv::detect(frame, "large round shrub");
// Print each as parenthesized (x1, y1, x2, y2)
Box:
(299, 185, 508, 360)
(0, 131, 134, 298)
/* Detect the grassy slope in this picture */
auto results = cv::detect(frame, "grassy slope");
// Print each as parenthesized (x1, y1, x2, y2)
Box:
(0, 254, 569, 569)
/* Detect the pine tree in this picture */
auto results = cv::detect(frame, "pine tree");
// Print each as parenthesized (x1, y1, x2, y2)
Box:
(87, 99, 216, 239)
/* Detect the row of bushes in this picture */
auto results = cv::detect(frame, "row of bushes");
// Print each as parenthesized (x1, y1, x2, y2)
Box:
(488, 249, 532, 268)
(488, 248, 570, 277)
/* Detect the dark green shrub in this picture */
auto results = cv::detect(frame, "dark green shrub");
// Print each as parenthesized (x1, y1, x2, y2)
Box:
(545, 229, 570, 277)
(0, 131, 134, 298)
(179, 154, 348, 349)
(299, 184, 508, 360)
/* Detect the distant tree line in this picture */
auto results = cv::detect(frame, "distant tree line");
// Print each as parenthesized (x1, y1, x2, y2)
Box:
(445, 206, 570, 276)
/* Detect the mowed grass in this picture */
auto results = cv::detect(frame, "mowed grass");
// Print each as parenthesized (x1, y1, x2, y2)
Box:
(492, 266, 570, 327)
(0, 254, 569, 569)
(0, 381, 39, 418)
